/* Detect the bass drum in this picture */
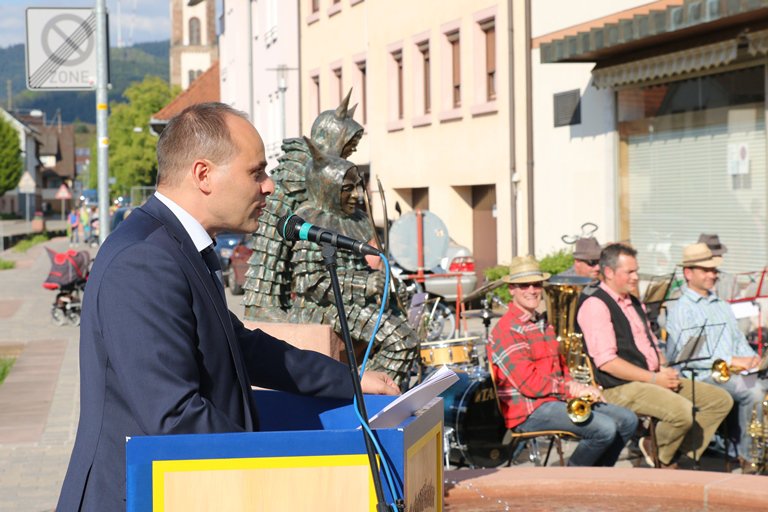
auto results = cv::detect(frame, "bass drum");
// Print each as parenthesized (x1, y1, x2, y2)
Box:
(440, 369, 509, 468)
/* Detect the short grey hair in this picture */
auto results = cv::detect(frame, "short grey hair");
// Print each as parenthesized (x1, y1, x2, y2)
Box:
(599, 243, 637, 274)
(156, 102, 250, 187)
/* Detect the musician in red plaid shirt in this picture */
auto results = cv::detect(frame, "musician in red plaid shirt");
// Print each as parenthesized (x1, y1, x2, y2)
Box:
(488, 255, 637, 466)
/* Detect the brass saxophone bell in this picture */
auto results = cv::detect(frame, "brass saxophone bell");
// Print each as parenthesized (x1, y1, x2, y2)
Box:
(567, 396, 593, 424)
(711, 359, 731, 384)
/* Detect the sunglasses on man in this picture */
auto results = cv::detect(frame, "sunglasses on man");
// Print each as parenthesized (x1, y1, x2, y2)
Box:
(511, 282, 543, 289)
(578, 259, 600, 266)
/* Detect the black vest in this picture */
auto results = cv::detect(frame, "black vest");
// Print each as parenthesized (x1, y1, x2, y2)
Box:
(576, 286, 658, 389)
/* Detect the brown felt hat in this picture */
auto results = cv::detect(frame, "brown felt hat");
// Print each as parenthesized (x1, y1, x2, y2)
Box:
(681, 243, 723, 269)
(697, 233, 728, 257)
(503, 255, 551, 284)
(573, 237, 602, 261)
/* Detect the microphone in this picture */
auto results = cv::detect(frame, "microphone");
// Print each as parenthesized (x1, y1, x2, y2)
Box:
(277, 213, 382, 257)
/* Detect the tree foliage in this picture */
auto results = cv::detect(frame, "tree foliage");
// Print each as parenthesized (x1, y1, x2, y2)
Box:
(89, 76, 178, 197)
(0, 115, 23, 197)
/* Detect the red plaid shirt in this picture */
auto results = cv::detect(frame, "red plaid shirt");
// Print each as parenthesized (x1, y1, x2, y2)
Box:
(488, 302, 572, 429)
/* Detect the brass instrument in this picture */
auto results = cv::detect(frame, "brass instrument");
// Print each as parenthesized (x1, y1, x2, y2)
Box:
(544, 276, 594, 384)
(566, 395, 594, 424)
(711, 359, 731, 383)
(746, 393, 768, 474)
(710, 359, 745, 384)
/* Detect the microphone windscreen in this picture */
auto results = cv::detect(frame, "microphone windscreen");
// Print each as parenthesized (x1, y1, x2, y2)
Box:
(276, 213, 305, 242)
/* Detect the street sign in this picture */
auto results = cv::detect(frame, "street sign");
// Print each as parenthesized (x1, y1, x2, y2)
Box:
(55, 184, 73, 200)
(25, 8, 97, 91)
(18, 172, 36, 194)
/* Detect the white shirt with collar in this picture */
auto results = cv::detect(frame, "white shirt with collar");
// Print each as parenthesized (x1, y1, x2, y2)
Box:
(154, 191, 213, 252)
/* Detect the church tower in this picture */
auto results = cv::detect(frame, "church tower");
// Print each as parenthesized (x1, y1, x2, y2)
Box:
(169, 0, 218, 89)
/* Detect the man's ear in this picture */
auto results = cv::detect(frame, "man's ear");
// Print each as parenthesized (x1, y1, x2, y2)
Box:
(191, 159, 213, 193)
(603, 266, 615, 281)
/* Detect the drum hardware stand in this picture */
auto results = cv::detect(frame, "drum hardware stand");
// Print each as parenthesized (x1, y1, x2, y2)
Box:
(321, 243, 402, 512)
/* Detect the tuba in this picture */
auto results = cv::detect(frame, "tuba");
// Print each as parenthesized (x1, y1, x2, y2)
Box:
(544, 276, 594, 384)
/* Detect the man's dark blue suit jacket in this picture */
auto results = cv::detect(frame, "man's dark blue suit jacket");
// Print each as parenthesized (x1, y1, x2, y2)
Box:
(57, 196, 353, 511)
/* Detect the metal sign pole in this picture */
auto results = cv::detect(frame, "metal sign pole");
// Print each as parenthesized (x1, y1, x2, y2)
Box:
(95, 0, 110, 243)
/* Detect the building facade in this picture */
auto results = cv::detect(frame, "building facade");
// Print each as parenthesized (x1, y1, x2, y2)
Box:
(170, 0, 218, 90)
(533, 0, 768, 275)
(219, 0, 301, 170)
(300, 0, 533, 276)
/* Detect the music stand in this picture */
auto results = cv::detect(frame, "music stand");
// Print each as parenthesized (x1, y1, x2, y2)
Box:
(667, 322, 726, 470)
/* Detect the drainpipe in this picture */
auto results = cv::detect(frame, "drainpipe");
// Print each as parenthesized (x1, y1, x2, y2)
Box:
(247, 0, 254, 122)
(507, 0, 518, 257)
(525, 0, 535, 255)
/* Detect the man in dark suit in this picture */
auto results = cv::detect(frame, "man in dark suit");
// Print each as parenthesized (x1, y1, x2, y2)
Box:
(57, 103, 398, 511)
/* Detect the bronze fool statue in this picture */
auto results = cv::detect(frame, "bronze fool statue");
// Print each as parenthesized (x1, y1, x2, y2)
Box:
(243, 90, 363, 321)
(243, 93, 417, 387)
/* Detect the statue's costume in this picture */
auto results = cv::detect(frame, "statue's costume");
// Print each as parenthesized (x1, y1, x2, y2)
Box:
(287, 144, 418, 387)
(243, 92, 363, 321)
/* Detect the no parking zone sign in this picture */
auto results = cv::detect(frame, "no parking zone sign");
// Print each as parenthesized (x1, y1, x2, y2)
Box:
(25, 8, 97, 91)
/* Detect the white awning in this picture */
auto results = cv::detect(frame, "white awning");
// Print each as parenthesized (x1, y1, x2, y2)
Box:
(592, 39, 738, 89)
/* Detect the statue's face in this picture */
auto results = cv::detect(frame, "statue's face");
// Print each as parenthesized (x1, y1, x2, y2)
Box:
(340, 168, 362, 215)
(341, 131, 363, 158)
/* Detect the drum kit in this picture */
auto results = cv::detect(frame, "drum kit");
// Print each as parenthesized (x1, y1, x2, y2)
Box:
(417, 297, 511, 469)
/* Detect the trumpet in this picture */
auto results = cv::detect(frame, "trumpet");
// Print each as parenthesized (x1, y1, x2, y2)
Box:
(711, 359, 731, 383)
(711, 359, 744, 384)
(566, 395, 594, 424)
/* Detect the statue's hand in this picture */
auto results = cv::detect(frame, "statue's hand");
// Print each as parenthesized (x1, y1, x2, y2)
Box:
(365, 272, 386, 298)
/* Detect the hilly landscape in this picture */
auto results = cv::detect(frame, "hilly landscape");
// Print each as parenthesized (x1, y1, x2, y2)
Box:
(0, 40, 169, 123)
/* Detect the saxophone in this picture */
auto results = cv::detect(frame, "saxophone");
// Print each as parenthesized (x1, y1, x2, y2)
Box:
(747, 393, 768, 474)
(544, 276, 594, 384)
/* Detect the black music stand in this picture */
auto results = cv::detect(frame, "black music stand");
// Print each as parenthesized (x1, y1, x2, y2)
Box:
(668, 322, 726, 470)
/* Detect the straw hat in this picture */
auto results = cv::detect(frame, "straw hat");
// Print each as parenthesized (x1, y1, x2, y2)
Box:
(681, 243, 723, 268)
(503, 255, 551, 284)
(697, 233, 728, 257)
(573, 237, 602, 261)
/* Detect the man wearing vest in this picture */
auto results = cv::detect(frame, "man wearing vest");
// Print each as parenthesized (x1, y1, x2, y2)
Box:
(577, 243, 732, 469)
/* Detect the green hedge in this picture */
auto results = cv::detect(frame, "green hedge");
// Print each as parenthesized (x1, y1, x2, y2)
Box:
(0, 358, 15, 385)
(12, 233, 50, 253)
(0, 259, 15, 270)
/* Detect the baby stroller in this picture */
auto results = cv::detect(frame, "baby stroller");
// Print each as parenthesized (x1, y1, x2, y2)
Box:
(42, 248, 91, 326)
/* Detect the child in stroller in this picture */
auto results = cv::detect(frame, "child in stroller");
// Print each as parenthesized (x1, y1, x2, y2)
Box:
(42, 248, 91, 326)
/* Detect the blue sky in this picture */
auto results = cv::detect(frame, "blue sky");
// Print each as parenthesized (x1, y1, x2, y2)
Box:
(1, 0, 171, 48)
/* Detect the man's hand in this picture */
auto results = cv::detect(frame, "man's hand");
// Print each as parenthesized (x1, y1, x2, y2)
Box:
(655, 367, 681, 390)
(361, 371, 400, 396)
(583, 385, 605, 403)
(731, 356, 760, 370)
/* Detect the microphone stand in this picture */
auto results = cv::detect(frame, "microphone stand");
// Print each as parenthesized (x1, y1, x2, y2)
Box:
(321, 243, 395, 512)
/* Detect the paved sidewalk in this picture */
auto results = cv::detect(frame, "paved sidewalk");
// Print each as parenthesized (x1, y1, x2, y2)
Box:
(0, 236, 253, 511)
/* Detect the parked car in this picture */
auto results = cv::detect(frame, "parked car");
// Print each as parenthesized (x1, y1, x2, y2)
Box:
(226, 235, 253, 295)
(213, 232, 245, 270)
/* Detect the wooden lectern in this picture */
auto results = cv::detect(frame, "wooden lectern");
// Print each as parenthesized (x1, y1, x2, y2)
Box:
(126, 391, 443, 511)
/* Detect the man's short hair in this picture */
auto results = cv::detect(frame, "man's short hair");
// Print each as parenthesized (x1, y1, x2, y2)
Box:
(600, 243, 637, 273)
(156, 102, 250, 187)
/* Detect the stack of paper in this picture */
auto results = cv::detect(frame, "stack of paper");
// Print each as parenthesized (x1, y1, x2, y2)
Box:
(368, 366, 459, 429)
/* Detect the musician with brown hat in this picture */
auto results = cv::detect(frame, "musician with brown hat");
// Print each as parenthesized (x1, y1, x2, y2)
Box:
(577, 243, 733, 469)
(559, 237, 602, 280)
(666, 243, 766, 472)
(487, 255, 638, 466)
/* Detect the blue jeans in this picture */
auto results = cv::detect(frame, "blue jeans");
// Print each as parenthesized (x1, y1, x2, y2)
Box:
(518, 401, 638, 466)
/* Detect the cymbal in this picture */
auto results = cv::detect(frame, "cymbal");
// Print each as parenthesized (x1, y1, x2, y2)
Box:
(462, 278, 506, 303)
(461, 309, 503, 320)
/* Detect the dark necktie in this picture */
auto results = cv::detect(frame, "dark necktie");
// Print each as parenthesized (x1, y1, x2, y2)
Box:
(201, 244, 226, 302)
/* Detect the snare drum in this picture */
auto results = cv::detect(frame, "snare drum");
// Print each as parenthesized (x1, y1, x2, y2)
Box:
(420, 337, 478, 367)
(440, 369, 509, 468)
